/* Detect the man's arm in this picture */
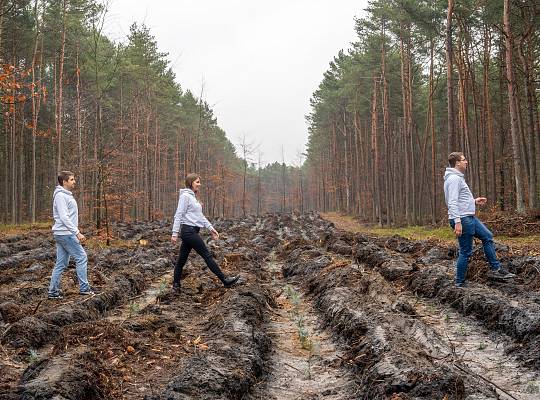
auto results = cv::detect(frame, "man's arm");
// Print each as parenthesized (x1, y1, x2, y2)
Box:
(446, 177, 463, 236)
(446, 176, 462, 224)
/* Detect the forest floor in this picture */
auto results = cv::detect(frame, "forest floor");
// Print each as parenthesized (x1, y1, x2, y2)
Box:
(322, 211, 540, 252)
(1, 213, 540, 399)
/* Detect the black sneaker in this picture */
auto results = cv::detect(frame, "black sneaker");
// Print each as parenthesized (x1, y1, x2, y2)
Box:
(172, 283, 181, 293)
(48, 293, 64, 299)
(222, 275, 240, 288)
(80, 287, 98, 295)
(455, 282, 468, 289)
(487, 267, 515, 280)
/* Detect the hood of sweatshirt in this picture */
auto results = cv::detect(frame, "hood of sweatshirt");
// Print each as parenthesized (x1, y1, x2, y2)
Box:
(444, 167, 464, 181)
(54, 186, 73, 198)
(180, 188, 196, 197)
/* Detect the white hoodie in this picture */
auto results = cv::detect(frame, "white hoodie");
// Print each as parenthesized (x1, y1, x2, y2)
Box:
(172, 188, 213, 235)
(443, 168, 476, 223)
(52, 186, 80, 235)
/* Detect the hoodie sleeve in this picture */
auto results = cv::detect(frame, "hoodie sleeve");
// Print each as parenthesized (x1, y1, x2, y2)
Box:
(55, 194, 80, 235)
(446, 176, 462, 223)
(172, 193, 189, 235)
(200, 213, 214, 231)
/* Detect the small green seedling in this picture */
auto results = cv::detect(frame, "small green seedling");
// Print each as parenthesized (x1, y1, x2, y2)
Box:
(128, 302, 141, 317)
(526, 381, 539, 394)
(158, 278, 168, 295)
(28, 349, 39, 364)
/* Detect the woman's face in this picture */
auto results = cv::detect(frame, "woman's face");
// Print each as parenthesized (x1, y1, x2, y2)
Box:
(192, 178, 201, 192)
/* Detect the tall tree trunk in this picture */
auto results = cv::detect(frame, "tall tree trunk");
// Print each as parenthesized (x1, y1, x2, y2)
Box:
(30, 0, 41, 223)
(503, 0, 526, 212)
(406, 35, 415, 223)
(75, 42, 84, 219)
(381, 19, 392, 225)
(518, 28, 538, 209)
(446, 0, 456, 153)
(371, 76, 381, 225)
(483, 25, 497, 204)
(341, 111, 350, 213)
(428, 38, 437, 223)
(55, 0, 66, 171)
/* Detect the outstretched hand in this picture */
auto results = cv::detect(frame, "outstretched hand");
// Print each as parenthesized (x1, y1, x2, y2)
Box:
(475, 197, 487, 206)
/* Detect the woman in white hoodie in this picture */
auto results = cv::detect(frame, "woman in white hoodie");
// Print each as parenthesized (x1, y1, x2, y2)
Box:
(171, 173, 239, 292)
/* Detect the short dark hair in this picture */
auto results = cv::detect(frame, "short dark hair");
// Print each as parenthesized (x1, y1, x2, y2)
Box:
(57, 171, 74, 186)
(448, 152, 464, 168)
(185, 173, 200, 189)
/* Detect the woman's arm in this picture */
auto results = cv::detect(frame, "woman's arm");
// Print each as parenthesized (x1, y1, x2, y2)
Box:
(172, 193, 189, 237)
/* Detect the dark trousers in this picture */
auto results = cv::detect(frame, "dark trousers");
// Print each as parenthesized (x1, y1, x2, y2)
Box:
(173, 224, 225, 285)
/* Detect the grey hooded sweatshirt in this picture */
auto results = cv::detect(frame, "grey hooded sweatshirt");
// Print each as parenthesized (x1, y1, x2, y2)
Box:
(172, 188, 213, 235)
(52, 186, 80, 235)
(443, 168, 475, 223)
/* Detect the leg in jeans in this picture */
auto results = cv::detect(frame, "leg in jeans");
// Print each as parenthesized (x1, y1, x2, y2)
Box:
(451, 217, 474, 284)
(173, 240, 192, 286)
(183, 229, 225, 281)
(473, 217, 501, 271)
(49, 235, 70, 295)
(60, 235, 90, 292)
(70, 236, 90, 292)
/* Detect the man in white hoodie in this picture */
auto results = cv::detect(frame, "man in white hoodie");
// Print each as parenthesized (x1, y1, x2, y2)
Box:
(444, 152, 514, 288)
(48, 171, 94, 299)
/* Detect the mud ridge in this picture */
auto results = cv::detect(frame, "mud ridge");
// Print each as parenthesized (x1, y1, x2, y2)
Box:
(281, 245, 496, 399)
(352, 240, 540, 369)
(146, 284, 273, 400)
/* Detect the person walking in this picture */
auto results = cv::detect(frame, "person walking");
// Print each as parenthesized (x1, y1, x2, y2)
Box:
(48, 171, 94, 299)
(443, 152, 515, 288)
(171, 173, 239, 292)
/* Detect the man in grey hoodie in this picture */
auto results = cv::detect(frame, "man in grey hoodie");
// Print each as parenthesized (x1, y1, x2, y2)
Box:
(48, 171, 94, 299)
(444, 152, 514, 288)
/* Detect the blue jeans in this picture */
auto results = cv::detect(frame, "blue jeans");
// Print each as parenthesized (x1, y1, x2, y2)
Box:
(449, 216, 501, 284)
(49, 234, 90, 295)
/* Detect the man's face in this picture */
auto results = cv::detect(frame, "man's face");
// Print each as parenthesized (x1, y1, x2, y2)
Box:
(63, 175, 76, 191)
(455, 156, 468, 173)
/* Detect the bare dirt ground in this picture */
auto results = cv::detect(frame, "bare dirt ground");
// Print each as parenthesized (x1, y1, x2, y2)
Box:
(1, 213, 540, 399)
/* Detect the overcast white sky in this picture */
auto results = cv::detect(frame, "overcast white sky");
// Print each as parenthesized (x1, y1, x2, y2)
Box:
(104, 0, 367, 165)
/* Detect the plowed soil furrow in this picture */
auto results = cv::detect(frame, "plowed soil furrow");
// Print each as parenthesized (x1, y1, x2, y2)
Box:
(409, 296, 540, 400)
(2, 214, 540, 399)
(246, 259, 356, 400)
(319, 213, 540, 396)
(350, 238, 540, 370)
(281, 249, 496, 398)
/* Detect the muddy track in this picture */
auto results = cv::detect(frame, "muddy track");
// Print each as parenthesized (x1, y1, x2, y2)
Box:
(268, 214, 540, 398)
(349, 235, 540, 370)
(0, 218, 281, 399)
(246, 256, 356, 400)
(1, 214, 539, 399)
